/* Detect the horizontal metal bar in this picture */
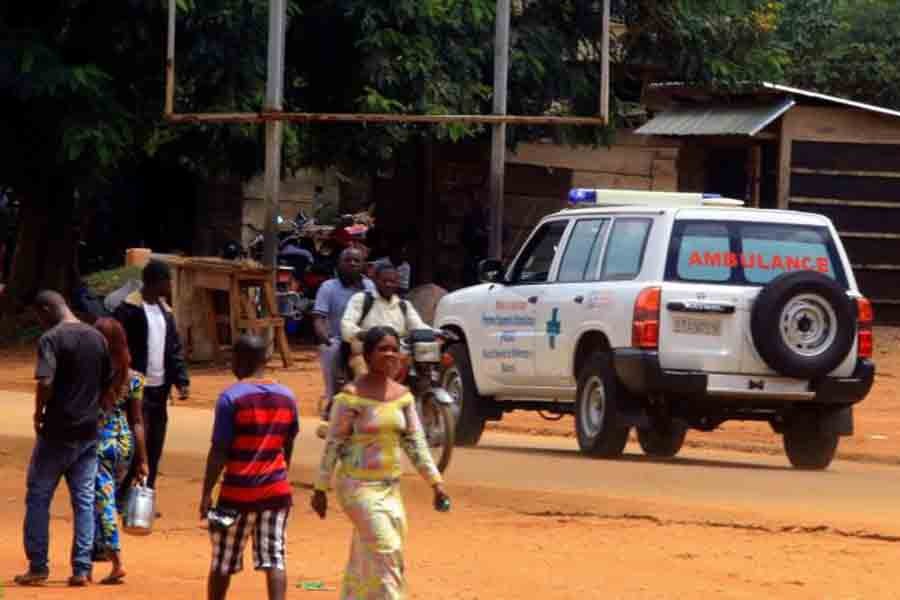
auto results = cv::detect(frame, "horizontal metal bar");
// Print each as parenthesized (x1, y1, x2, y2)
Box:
(852, 264, 900, 271)
(791, 196, 900, 209)
(838, 231, 900, 240)
(164, 111, 607, 126)
(792, 167, 900, 179)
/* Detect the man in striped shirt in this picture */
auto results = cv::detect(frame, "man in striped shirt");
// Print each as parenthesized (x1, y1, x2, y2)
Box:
(200, 335, 299, 600)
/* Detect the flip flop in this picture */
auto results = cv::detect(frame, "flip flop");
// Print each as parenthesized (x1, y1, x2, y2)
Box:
(68, 574, 90, 587)
(14, 571, 49, 586)
(101, 573, 126, 585)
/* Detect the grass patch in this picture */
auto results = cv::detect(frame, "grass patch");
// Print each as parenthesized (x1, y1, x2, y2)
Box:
(83, 266, 142, 297)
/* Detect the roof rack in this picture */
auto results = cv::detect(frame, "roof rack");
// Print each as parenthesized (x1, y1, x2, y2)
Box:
(567, 188, 745, 208)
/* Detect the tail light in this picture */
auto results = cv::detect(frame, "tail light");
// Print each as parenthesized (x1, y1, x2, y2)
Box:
(441, 352, 455, 369)
(857, 297, 874, 359)
(633, 287, 662, 349)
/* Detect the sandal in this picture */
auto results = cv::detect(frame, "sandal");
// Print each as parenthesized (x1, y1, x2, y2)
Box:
(101, 571, 126, 585)
(68, 574, 90, 587)
(14, 571, 49, 586)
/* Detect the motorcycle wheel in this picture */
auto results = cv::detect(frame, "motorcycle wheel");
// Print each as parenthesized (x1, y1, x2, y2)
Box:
(417, 392, 455, 474)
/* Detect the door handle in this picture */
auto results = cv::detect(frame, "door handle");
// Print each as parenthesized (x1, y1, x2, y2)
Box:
(574, 295, 585, 304)
(528, 296, 539, 304)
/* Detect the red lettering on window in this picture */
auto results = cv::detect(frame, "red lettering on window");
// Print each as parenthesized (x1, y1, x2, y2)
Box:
(801, 257, 812, 270)
(816, 257, 830, 273)
(740, 254, 756, 268)
(771, 255, 785, 270)
(726, 252, 738, 268)
(757, 254, 770, 270)
(703, 252, 722, 267)
(786, 257, 801, 271)
(689, 251, 702, 266)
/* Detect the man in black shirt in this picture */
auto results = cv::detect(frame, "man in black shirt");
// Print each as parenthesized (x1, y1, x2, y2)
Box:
(15, 291, 110, 587)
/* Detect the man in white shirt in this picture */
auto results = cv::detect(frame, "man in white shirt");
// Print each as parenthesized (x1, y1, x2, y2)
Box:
(341, 263, 430, 376)
(114, 261, 190, 497)
(373, 241, 411, 295)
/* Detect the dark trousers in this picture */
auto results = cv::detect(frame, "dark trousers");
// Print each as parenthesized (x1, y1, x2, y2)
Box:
(119, 385, 169, 505)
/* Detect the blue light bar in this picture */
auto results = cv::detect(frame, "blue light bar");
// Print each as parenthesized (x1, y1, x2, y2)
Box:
(702, 193, 721, 199)
(568, 188, 597, 206)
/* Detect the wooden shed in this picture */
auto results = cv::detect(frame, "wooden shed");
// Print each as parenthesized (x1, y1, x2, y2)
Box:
(639, 82, 900, 323)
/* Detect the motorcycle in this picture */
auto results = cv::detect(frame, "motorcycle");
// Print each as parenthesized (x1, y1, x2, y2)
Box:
(401, 329, 457, 473)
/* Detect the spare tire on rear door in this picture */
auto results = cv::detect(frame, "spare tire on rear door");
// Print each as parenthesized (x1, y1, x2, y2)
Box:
(750, 271, 855, 379)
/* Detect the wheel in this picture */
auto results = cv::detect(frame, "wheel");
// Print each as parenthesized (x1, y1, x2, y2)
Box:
(637, 422, 687, 458)
(575, 351, 630, 458)
(443, 344, 487, 446)
(783, 423, 839, 470)
(751, 271, 856, 379)
(418, 393, 455, 473)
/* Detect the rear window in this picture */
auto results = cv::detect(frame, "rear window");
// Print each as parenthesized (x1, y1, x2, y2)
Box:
(666, 220, 848, 287)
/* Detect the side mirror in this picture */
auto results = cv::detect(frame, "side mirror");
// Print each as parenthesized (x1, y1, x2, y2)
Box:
(478, 259, 505, 284)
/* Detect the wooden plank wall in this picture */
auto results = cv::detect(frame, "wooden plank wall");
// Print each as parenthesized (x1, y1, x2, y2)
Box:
(784, 106, 900, 323)
(507, 131, 680, 193)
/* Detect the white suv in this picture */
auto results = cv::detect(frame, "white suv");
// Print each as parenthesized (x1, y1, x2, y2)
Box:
(435, 189, 875, 470)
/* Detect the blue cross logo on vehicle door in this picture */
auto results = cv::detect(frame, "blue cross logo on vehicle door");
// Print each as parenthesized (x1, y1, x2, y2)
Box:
(546, 308, 562, 349)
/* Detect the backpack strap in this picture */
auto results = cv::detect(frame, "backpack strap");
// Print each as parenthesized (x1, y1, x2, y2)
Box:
(358, 292, 408, 326)
(358, 292, 376, 326)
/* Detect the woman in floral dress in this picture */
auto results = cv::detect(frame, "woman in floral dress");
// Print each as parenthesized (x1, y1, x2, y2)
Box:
(311, 326, 451, 599)
(93, 318, 149, 584)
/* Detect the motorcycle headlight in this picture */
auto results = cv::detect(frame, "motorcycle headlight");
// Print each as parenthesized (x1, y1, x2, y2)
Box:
(413, 342, 442, 363)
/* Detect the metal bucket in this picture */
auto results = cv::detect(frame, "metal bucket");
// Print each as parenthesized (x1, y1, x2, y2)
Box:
(122, 483, 155, 536)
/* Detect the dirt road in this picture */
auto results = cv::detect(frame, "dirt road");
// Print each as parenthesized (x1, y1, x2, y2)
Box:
(2, 390, 900, 599)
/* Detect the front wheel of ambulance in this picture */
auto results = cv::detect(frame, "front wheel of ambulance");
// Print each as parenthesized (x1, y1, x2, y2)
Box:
(637, 422, 687, 459)
(783, 423, 839, 470)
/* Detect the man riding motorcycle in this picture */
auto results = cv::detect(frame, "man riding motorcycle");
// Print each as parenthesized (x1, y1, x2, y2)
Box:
(340, 263, 431, 378)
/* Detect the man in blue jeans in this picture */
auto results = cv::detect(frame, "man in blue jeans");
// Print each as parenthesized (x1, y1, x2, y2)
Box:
(15, 291, 110, 587)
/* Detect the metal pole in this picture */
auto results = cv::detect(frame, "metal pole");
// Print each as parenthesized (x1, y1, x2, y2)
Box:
(489, 0, 511, 261)
(600, 0, 610, 122)
(165, 0, 176, 115)
(262, 0, 287, 269)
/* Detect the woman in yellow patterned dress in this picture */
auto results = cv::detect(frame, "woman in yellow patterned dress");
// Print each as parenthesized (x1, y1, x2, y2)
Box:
(311, 326, 450, 599)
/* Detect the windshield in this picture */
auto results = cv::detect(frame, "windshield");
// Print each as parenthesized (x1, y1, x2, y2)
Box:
(665, 220, 849, 288)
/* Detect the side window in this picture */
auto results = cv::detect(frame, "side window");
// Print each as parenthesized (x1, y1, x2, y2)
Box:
(601, 218, 652, 280)
(675, 223, 732, 282)
(558, 219, 609, 282)
(508, 220, 568, 284)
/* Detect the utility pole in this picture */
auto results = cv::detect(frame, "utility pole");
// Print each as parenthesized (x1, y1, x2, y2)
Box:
(262, 0, 287, 269)
(600, 0, 610, 122)
(488, 0, 511, 261)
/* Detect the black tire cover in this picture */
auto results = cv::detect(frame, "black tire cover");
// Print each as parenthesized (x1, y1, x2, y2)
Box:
(750, 271, 856, 379)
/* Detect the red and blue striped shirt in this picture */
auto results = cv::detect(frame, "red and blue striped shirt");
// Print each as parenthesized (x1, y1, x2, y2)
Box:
(212, 380, 299, 512)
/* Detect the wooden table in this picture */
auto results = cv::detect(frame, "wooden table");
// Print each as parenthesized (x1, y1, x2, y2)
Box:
(152, 255, 292, 367)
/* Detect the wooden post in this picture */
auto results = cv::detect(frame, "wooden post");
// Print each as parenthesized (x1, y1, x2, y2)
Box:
(777, 115, 793, 209)
(488, 0, 511, 260)
(420, 140, 436, 285)
(749, 145, 762, 208)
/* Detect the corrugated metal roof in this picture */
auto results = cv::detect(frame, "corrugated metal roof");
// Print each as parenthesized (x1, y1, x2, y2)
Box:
(636, 97, 795, 136)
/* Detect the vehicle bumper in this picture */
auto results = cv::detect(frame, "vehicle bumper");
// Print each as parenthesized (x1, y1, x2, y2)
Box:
(612, 349, 874, 405)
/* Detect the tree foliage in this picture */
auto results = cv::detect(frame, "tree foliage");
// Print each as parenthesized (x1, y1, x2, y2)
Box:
(621, 0, 900, 110)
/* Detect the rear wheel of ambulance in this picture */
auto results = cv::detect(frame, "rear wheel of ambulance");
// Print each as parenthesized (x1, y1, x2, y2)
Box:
(575, 352, 630, 458)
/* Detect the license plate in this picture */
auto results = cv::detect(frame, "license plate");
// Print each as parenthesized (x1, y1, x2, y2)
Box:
(673, 317, 721, 336)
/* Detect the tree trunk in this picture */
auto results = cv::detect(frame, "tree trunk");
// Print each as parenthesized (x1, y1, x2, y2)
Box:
(1, 186, 80, 315)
